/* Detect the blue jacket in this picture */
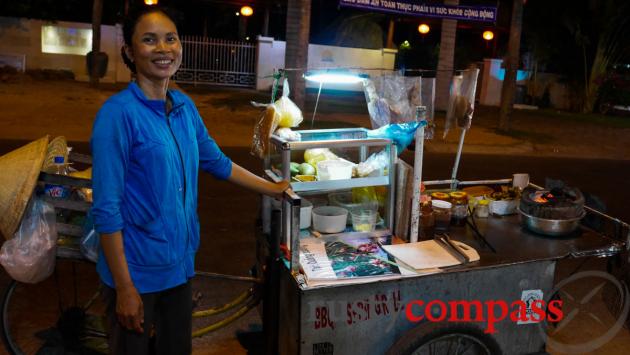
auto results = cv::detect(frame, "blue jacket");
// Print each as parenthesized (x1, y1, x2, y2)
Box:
(90, 82, 232, 293)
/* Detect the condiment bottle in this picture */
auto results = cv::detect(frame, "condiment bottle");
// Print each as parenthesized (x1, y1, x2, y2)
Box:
(449, 191, 468, 226)
(419, 200, 435, 240)
(475, 199, 490, 218)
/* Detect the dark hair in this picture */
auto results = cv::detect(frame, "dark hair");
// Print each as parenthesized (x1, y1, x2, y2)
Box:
(120, 6, 180, 74)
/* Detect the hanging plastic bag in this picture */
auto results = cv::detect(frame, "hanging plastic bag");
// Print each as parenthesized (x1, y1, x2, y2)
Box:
(0, 196, 57, 284)
(444, 68, 480, 138)
(251, 104, 280, 159)
(367, 121, 426, 154)
(80, 211, 99, 263)
(275, 78, 304, 128)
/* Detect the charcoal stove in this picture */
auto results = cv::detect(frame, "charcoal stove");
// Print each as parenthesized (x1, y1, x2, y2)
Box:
(518, 186, 586, 236)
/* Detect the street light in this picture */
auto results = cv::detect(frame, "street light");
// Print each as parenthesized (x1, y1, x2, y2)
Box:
(418, 24, 430, 35)
(482, 30, 494, 41)
(144, 0, 158, 5)
(240, 6, 254, 16)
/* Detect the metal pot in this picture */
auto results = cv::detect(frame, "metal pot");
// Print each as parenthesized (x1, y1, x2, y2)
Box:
(518, 208, 585, 236)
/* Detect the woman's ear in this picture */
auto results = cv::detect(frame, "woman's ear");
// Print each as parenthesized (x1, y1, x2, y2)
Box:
(124, 44, 134, 63)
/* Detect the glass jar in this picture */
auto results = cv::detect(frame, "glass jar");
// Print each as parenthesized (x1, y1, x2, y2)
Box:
(432, 200, 452, 232)
(449, 191, 469, 226)
(475, 199, 490, 218)
(419, 201, 435, 240)
(430, 192, 450, 202)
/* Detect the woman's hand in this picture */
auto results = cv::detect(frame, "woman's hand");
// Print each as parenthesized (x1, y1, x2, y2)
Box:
(272, 179, 291, 199)
(228, 163, 292, 198)
(116, 284, 144, 333)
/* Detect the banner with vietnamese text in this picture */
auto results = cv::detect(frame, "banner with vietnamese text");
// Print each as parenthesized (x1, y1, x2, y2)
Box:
(339, 0, 497, 22)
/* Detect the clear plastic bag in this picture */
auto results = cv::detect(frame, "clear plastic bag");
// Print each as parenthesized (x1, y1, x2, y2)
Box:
(356, 150, 389, 177)
(444, 68, 480, 137)
(251, 104, 280, 159)
(0, 197, 57, 284)
(275, 79, 303, 128)
(80, 211, 99, 263)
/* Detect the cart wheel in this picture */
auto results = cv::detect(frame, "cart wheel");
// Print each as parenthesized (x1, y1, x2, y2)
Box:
(1, 261, 107, 355)
(387, 323, 502, 355)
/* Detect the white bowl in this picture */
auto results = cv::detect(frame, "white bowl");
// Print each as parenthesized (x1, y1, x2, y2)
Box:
(312, 206, 348, 233)
(316, 160, 353, 181)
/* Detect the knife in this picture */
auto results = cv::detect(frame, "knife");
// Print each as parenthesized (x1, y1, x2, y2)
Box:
(434, 235, 469, 264)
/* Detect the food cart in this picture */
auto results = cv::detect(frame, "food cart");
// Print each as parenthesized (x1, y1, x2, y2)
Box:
(256, 125, 629, 355)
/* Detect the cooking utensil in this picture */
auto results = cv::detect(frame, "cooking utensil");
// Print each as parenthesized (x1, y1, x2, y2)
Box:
(518, 208, 585, 236)
(442, 234, 471, 263)
(434, 235, 469, 264)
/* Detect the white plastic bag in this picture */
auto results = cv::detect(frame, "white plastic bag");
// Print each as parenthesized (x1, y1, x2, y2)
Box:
(275, 79, 304, 128)
(0, 197, 57, 283)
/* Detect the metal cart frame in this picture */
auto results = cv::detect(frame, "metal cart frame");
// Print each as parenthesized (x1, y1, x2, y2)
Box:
(258, 128, 629, 355)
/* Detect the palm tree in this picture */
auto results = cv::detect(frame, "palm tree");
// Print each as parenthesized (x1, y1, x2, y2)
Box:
(499, 0, 524, 132)
(285, 0, 311, 109)
(581, 0, 629, 113)
(435, 0, 459, 111)
(90, 0, 103, 86)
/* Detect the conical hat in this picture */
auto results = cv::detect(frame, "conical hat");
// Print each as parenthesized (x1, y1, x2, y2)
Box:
(0, 136, 50, 239)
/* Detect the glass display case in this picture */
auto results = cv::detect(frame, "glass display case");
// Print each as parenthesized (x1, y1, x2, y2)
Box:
(261, 128, 396, 274)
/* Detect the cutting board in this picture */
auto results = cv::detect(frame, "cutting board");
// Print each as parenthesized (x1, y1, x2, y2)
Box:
(382, 240, 480, 270)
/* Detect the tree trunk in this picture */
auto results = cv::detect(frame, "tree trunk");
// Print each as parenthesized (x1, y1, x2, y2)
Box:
(435, 0, 459, 111)
(90, 0, 103, 86)
(498, 0, 524, 132)
(285, 0, 311, 110)
(386, 18, 395, 49)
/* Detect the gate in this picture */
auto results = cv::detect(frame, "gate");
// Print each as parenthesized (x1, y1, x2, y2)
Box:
(173, 36, 257, 88)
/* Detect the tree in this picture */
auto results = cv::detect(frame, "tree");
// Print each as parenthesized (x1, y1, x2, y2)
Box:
(285, 0, 311, 110)
(523, 0, 630, 113)
(581, 0, 629, 113)
(498, 0, 524, 132)
(89, 0, 103, 86)
(435, 0, 459, 111)
(332, 13, 385, 49)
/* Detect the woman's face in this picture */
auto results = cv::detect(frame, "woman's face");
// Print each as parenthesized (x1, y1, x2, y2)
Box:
(126, 12, 182, 84)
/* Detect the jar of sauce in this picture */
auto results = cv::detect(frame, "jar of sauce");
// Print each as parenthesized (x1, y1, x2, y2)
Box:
(449, 191, 469, 226)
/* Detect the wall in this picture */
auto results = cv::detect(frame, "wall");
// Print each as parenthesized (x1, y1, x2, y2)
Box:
(0, 16, 131, 83)
(256, 36, 398, 92)
(479, 58, 530, 106)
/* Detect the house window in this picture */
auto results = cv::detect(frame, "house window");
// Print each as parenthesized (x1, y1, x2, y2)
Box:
(41, 25, 92, 55)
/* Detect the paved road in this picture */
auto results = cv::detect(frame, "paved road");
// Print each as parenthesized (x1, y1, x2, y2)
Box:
(0, 140, 629, 354)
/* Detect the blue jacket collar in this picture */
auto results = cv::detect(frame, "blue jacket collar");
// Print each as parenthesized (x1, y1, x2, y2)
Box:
(129, 81, 185, 116)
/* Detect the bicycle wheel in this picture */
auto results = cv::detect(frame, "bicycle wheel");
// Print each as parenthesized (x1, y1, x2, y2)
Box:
(387, 323, 502, 355)
(1, 260, 108, 354)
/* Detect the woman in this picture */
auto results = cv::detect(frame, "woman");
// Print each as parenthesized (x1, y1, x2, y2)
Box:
(90, 6, 289, 354)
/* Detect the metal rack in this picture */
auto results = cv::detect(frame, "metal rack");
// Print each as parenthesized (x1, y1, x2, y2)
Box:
(262, 128, 396, 275)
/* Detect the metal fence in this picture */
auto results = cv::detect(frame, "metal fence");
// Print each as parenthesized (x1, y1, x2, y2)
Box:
(173, 36, 257, 88)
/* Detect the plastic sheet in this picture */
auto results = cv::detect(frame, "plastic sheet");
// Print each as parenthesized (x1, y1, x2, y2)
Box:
(363, 74, 435, 138)
(0, 197, 57, 284)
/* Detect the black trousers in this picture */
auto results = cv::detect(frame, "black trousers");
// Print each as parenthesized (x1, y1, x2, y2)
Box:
(102, 281, 192, 355)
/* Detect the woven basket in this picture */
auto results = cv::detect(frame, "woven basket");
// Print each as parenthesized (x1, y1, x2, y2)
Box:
(0, 136, 50, 239)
